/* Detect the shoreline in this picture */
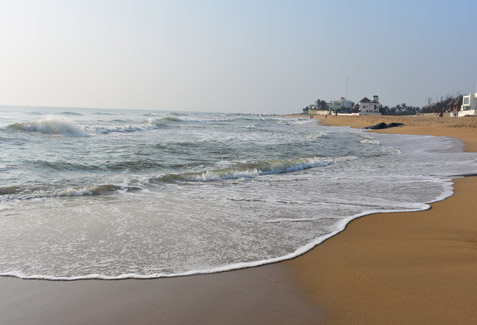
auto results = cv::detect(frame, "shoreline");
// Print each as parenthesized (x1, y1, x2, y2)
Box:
(285, 114, 477, 323)
(1, 114, 477, 323)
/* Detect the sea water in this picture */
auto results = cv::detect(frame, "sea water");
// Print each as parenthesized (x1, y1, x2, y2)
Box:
(1, 106, 477, 280)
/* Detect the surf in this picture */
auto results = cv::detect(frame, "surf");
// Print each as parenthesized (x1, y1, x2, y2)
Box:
(8, 115, 88, 137)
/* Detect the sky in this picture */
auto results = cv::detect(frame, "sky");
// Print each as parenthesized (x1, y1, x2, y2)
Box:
(0, 0, 476, 114)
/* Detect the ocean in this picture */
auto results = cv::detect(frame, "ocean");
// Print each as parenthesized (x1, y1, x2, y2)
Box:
(1, 106, 477, 280)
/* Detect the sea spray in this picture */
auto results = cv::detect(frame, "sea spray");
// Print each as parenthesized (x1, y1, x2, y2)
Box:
(8, 115, 87, 137)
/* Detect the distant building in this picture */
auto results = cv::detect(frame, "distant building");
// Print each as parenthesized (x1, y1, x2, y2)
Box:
(302, 104, 317, 114)
(328, 97, 354, 113)
(458, 92, 477, 117)
(303, 100, 330, 115)
(358, 95, 381, 115)
(447, 97, 462, 116)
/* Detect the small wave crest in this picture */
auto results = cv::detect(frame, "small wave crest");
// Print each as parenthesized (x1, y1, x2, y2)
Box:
(94, 112, 114, 115)
(304, 132, 327, 141)
(154, 156, 356, 183)
(85, 118, 168, 134)
(60, 111, 83, 116)
(0, 184, 140, 201)
(162, 116, 234, 123)
(53, 184, 123, 197)
(359, 134, 380, 145)
(165, 116, 187, 122)
(0, 186, 21, 195)
(8, 115, 87, 137)
(360, 139, 380, 145)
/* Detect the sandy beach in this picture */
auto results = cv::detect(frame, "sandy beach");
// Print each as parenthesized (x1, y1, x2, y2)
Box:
(318, 114, 477, 151)
(287, 114, 477, 324)
(2, 114, 477, 324)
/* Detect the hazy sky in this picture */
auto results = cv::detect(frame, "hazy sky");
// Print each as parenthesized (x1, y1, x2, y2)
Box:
(1, 0, 476, 113)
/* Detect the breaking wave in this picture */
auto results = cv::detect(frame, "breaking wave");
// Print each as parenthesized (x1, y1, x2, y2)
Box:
(88, 121, 167, 134)
(155, 156, 356, 182)
(8, 116, 87, 137)
(0, 184, 140, 201)
(59, 111, 83, 116)
(7, 116, 170, 136)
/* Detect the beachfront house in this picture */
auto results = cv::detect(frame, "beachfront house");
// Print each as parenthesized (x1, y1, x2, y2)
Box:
(447, 97, 463, 117)
(358, 95, 382, 115)
(304, 99, 330, 115)
(303, 104, 328, 115)
(458, 92, 477, 117)
(328, 97, 354, 113)
(302, 105, 314, 114)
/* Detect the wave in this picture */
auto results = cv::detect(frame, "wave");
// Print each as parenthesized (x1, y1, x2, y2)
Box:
(0, 184, 140, 201)
(162, 116, 236, 123)
(163, 116, 209, 123)
(7, 116, 170, 136)
(25, 159, 106, 172)
(165, 116, 186, 122)
(60, 111, 83, 116)
(146, 114, 289, 125)
(52, 184, 126, 197)
(303, 132, 327, 141)
(94, 112, 115, 115)
(89, 124, 158, 134)
(88, 119, 168, 134)
(154, 156, 356, 183)
(23, 157, 170, 173)
(359, 134, 380, 145)
(0, 186, 21, 195)
(360, 139, 380, 145)
(8, 115, 88, 137)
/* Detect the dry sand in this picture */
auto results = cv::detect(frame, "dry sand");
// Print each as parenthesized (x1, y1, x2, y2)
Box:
(2, 114, 477, 324)
(286, 114, 477, 324)
(318, 114, 477, 151)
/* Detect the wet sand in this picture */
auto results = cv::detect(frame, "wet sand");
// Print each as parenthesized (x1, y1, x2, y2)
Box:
(2, 114, 477, 324)
(0, 264, 322, 325)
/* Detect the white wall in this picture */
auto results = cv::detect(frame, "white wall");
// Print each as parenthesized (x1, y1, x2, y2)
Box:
(461, 93, 477, 111)
(359, 102, 381, 114)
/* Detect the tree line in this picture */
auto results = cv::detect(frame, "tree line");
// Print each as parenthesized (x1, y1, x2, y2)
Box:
(308, 93, 462, 115)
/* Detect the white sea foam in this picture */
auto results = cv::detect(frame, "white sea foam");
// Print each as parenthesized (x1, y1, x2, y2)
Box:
(0, 193, 448, 281)
(360, 139, 380, 145)
(304, 132, 327, 141)
(358, 134, 380, 145)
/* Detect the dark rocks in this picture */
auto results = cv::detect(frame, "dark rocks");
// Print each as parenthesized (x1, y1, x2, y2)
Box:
(363, 122, 404, 130)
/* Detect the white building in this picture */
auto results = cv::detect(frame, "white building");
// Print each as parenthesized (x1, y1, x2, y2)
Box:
(458, 92, 477, 117)
(358, 95, 381, 115)
(328, 97, 354, 112)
